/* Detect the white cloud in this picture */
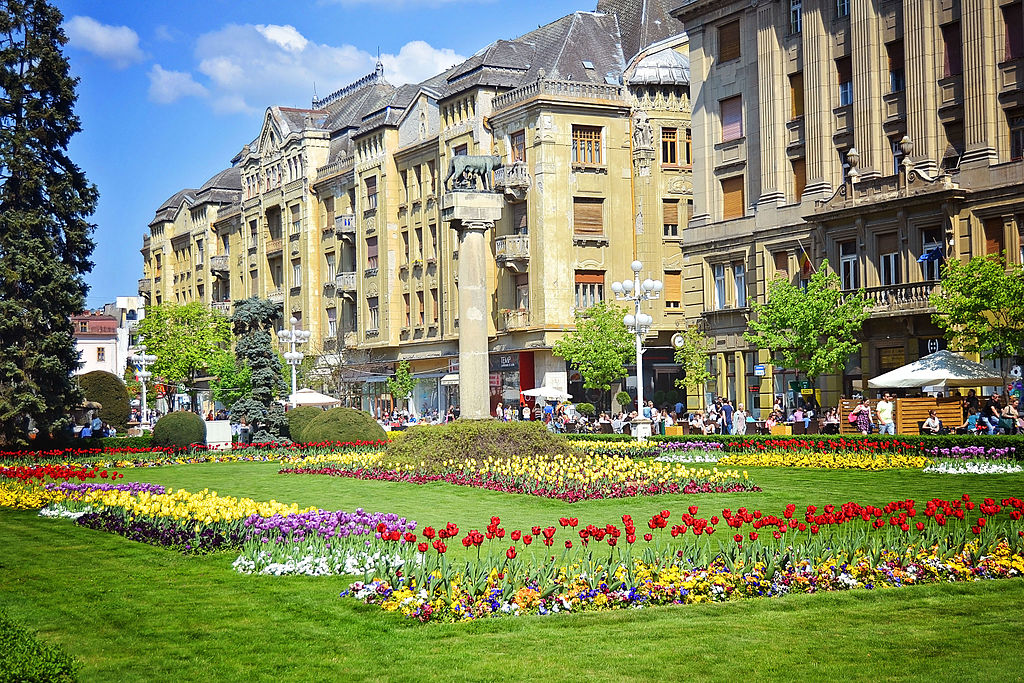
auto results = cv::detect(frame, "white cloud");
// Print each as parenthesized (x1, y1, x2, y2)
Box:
(181, 24, 464, 114)
(64, 16, 145, 69)
(147, 65, 208, 104)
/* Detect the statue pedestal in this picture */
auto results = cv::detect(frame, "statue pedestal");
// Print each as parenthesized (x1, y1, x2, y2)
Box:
(631, 417, 653, 440)
(442, 192, 504, 420)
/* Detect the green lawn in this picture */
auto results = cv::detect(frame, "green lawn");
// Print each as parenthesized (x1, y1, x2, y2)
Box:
(2, 462, 1024, 681)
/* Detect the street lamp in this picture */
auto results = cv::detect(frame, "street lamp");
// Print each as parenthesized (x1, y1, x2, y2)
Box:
(611, 260, 662, 439)
(278, 317, 311, 407)
(131, 343, 158, 428)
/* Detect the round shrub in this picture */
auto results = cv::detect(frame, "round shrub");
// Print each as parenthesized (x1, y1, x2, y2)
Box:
(286, 406, 323, 444)
(302, 407, 386, 444)
(615, 391, 632, 410)
(575, 402, 596, 417)
(77, 370, 130, 432)
(151, 411, 206, 449)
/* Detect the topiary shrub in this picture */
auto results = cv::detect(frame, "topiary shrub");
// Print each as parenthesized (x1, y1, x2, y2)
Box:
(575, 402, 596, 417)
(615, 391, 632, 410)
(77, 370, 130, 433)
(286, 406, 323, 444)
(151, 411, 206, 449)
(386, 420, 574, 473)
(302, 407, 386, 444)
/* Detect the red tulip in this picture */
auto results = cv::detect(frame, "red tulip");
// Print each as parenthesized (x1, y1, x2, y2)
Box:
(511, 530, 521, 541)
(523, 534, 533, 545)
(688, 505, 698, 515)
(417, 542, 428, 552)
(915, 522, 924, 532)
(660, 509, 671, 519)
(564, 540, 573, 549)
(432, 540, 447, 553)
(422, 526, 436, 539)
(506, 545, 517, 559)
(734, 534, 743, 543)
(531, 526, 541, 535)
(748, 532, 758, 541)
(643, 533, 653, 542)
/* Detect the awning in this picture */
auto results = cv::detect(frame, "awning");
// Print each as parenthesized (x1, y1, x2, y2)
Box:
(440, 373, 460, 386)
(868, 350, 1003, 389)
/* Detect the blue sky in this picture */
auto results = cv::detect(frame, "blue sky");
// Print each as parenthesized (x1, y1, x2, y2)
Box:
(60, 0, 591, 308)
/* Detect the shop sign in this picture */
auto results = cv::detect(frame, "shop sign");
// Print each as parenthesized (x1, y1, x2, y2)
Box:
(489, 372, 501, 387)
(753, 364, 766, 376)
(489, 353, 519, 372)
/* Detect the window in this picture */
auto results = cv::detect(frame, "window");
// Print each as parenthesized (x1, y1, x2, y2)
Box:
(790, 0, 802, 33)
(661, 127, 678, 165)
(878, 233, 900, 286)
(292, 260, 302, 288)
(922, 228, 943, 280)
(290, 205, 301, 234)
(221, 234, 230, 257)
(402, 232, 410, 265)
(837, 57, 853, 106)
(721, 96, 743, 141)
(790, 72, 804, 118)
(249, 219, 258, 241)
(942, 23, 963, 77)
(721, 176, 745, 220)
(572, 125, 603, 165)
(887, 41, 905, 93)
(430, 288, 439, 323)
(684, 128, 692, 165)
(97, 347, 105, 362)
(417, 291, 425, 325)
(664, 271, 681, 308)
(1005, 2, 1024, 60)
(733, 262, 747, 308)
(511, 202, 528, 235)
(685, 199, 694, 225)
(574, 271, 604, 309)
(891, 137, 905, 176)
(1010, 110, 1024, 160)
(365, 176, 378, 210)
(402, 170, 410, 203)
(713, 264, 727, 310)
(427, 160, 436, 195)
(839, 241, 858, 290)
(573, 197, 604, 235)
(663, 199, 680, 237)
(327, 307, 337, 336)
(403, 294, 411, 327)
(718, 20, 740, 63)
(366, 236, 379, 269)
(367, 297, 379, 331)
(514, 273, 529, 309)
(942, 121, 965, 169)
(196, 239, 204, 266)
(792, 158, 806, 202)
(429, 224, 438, 257)
(79, 321, 87, 332)
(453, 144, 468, 156)
(249, 270, 258, 296)
(836, 0, 849, 18)
(414, 227, 423, 260)
(326, 253, 336, 281)
(510, 130, 526, 163)
(984, 218, 1005, 256)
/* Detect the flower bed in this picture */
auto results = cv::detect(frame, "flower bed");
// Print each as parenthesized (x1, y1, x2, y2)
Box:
(340, 495, 1024, 622)
(717, 450, 931, 470)
(279, 450, 757, 502)
(923, 460, 1024, 475)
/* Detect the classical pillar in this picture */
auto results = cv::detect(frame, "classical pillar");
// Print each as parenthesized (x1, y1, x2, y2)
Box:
(904, 0, 940, 172)
(802, 0, 838, 197)
(442, 191, 504, 420)
(756, 2, 786, 206)
(849, 0, 887, 178)
(962, 0, 999, 166)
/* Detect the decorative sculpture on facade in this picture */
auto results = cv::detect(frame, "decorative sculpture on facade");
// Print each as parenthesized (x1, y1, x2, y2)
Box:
(631, 108, 654, 151)
(445, 154, 503, 191)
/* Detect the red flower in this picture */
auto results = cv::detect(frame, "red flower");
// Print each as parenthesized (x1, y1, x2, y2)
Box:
(417, 542, 428, 552)
(810, 525, 819, 534)
(643, 533, 653, 542)
(559, 517, 569, 527)
(660, 509, 671, 519)
(748, 532, 758, 541)
(422, 526, 436, 539)
(971, 525, 981, 535)
(569, 517, 579, 527)
(688, 505, 698, 515)
(531, 526, 541, 536)
(564, 540, 573, 549)
(511, 530, 522, 541)
(432, 540, 447, 553)
(404, 532, 416, 543)
(734, 534, 743, 543)
(506, 545, 517, 559)
(915, 522, 925, 532)
(523, 534, 533, 545)
(626, 534, 636, 544)
(977, 517, 986, 527)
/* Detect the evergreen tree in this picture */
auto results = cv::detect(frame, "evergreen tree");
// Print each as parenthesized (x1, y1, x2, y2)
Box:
(0, 1, 97, 444)
(229, 297, 288, 442)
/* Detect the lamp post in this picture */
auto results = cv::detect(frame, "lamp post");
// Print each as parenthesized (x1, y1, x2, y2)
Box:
(131, 343, 158, 428)
(611, 260, 662, 439)
(278, 317, 311, 407)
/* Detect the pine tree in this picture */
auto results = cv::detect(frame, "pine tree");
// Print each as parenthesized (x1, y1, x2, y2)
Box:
(0, 1, 97, 445)
(229, 297, 288, 443)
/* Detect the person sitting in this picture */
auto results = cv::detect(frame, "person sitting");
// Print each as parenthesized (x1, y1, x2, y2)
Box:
(960, 408, 981, 434)
(921, 410, 943, 435)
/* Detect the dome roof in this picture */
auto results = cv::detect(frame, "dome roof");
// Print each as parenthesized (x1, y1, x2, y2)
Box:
(627, 47, 689, 86)
(199, 166, 241, 192)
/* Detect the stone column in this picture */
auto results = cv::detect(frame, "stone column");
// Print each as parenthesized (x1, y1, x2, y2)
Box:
(756, 2, 786, 206)
(904, 0, 940, 172)
(442, 191, 504, 420)
(962, 0, 998, 166)
(802, 0, 838, 197)
(849, 0, 887, 178)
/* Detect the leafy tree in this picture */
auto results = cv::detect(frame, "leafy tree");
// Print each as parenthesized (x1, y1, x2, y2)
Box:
(134, 302, 232, 391)
(673, 326, 714, 395)
(744, 258, 871, 382)
(931, 253, 1024, 385)
(209, 352, 251, 410)
(553, 301, 633, 390)
(229, 297, 288, 442)
(387, 360, 418, 409)
(0, 0, 97, 445)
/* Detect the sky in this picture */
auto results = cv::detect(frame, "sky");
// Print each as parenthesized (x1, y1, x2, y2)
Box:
(58, 0, 593, 309)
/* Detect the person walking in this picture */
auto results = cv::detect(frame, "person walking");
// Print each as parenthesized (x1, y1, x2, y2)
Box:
(851, 399, 874, 435)
(876, 393, 895, 435)
(732, 403, 748, 435)
(722, 398, 735, 435)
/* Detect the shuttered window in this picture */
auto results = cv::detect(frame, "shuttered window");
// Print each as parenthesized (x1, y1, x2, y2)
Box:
(985, 218, 1005, 255)
(792, 158, 806, 202)
(721, 176, 745, 220)
(573, 198, 604, 235)
(510, 130, 526, 163)
(365, 176, 377, 209)
(790, 72, 804, 118)
(721, 96, 743, 141)
(572, 126, 603, 165)
(511, 202, 528, 234)
(574, 271, 605, 309)
(417, 291, 425, 325)
(774, 251, 790, 278)
(663, 199, 679, 237)
(664, 271, 682, 308)
(431, 288, 440, 323)
(719, 20, 741, 63)
(366, 236, 379, 269)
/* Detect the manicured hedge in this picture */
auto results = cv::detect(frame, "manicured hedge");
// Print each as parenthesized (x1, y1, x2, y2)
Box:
(0, 610, 79, 683)
(285, 406, 323, 444)
(77, 370, 131, 433)
(387, 420, 573, 471)
(151, 411, 206, 449)
(303, 407, 385, 444)
(99, 435, 152, 449)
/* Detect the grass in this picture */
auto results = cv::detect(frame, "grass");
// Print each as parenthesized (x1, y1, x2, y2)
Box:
(2, 462, 1024, 681)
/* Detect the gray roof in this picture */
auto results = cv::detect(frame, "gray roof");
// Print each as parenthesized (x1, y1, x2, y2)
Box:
(597, 0, 681, 62)
(150, 188, 196, 226)
(626, 45, 690, 85)
(199, 166, 241, 193)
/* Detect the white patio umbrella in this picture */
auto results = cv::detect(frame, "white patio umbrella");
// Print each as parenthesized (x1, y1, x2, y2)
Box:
(867, 349, 1004, 389)
(521, 386, 573, 401)
(290, 388, 342, 407)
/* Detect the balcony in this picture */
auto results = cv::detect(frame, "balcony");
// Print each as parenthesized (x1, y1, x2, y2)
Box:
(500, 308, 530, 331)
(211, 301, 232, 315)
(491, 78, 627, 113)
(209, 254, 229, 277)
(495, 235, 530, 273)
(335, 213, 356, 239)
(494, 161, 531, 200)
(266, 238, 283, 256)
(335, 271, 357, 291)
(268, 288, 284, 305)
(850, 281, 940, 318)
(137, 278, 151, 294)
